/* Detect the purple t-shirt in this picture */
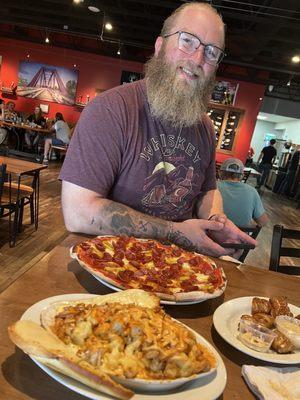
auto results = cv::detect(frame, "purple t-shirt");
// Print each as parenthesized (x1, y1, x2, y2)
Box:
(60, 79, 216, 221)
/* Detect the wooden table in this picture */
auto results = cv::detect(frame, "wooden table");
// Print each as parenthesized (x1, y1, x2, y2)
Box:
(0, 155, 47, 244)
(0, 120, 52, 150)
(1, 234, 299, 399)
(0, 120, 52, 135)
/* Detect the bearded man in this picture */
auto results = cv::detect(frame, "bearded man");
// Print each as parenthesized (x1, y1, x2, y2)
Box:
(60, 2, 256, 257)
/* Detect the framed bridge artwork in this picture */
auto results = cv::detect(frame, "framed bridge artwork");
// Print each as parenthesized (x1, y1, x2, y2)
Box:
(17, 61, 79, 105)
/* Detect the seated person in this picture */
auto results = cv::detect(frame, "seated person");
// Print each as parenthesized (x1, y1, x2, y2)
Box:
(4, 101, 18, 121)
(25, 106, 46, 149)
(0, 100, 7, 144)
(43, 112, 70, 164)
(217, 158, 268, 227)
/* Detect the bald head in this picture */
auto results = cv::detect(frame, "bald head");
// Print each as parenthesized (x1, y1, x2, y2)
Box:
(161, 2, 225, 48)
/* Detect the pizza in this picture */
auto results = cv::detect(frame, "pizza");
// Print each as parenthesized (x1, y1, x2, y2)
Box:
(71, 236, 226, 302)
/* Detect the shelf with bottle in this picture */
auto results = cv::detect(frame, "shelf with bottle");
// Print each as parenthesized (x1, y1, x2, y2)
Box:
(0, 81, 17, 95)
(207, 107, 226, 145)
(74, 94, 90, 109)
(207, 103, 244, 154)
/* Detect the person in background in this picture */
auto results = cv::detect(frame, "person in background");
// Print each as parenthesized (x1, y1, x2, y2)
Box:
(0, 99, 4, 120)
(256, 139, 277, 189)
(218, 158, 268, 227)
(4, 101, 18, 120)
(60, 2, 256, 257)
(245, 146, 254, 167)
(278, 145, 300, 197)
(43, 112, 70, 165)
(0, 100, 7, 145)
(24, 106, 46, 150)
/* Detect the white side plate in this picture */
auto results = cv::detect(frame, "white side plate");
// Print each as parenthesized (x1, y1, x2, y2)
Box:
(213, 296, 300, 364)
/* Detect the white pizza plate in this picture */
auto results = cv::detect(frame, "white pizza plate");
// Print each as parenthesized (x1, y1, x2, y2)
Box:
(90, 272, 214, 306)
(21, 293, 227, 400)
(213, 296, 300, 364)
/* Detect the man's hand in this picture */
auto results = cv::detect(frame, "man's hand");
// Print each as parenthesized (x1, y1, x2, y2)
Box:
(170, 219, 237, 257)
(207, 214, 258, 258)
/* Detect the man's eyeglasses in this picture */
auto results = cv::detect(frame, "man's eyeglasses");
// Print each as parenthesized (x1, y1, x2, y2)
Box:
(162, 30, 226, 66)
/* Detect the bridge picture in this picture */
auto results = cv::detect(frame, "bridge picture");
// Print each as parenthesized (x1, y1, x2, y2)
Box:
(17, 61, 78, 105)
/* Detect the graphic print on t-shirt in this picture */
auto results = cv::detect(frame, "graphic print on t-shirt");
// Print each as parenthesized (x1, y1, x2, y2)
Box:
(141, 161, 200, 218)
(139, 128, 203, 219)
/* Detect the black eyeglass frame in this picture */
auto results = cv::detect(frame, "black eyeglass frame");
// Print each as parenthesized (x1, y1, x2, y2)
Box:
(162, 30, 226, 66)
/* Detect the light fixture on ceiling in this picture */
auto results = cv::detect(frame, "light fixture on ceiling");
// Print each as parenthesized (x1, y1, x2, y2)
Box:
(259, 97, 263, 101)
(26, 54, 30, 58)
(88, 5, 100, 13)
(291, 55, 300, 63)
(73, 0, 84, 4)
(287, 80, 291, 86)
(257, 114, 267, 120)
(105, 22, 113, 31)
(268, 85, 274, 92)
(117, 42, 121, 55)
(45, 36, 50, 44)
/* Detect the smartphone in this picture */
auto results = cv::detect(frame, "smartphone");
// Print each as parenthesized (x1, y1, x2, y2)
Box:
(219, 243, 256, 250)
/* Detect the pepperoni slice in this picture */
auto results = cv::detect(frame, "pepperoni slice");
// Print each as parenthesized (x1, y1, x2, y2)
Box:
(79, 243, 91, 251)
(141, 284, 153, 291)
(101, 252, 112, 261)
(117, 269, 134, 282)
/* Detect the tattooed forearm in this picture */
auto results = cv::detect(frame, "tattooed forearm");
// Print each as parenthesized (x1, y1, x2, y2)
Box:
(167, 226, 196, 252)
(90, 199, 172, 240)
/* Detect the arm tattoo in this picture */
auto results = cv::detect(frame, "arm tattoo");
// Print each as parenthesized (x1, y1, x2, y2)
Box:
(167, 225, 196, 252)
(90, 200, 172, 240)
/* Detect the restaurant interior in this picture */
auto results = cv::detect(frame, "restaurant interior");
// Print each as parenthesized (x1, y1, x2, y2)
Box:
(1, 1, 300, 400)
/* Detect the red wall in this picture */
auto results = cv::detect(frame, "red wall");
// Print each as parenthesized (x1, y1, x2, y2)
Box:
(0, 38, 144, 124)
(0, 37, 265, 162)
(215, 77, 266, 164)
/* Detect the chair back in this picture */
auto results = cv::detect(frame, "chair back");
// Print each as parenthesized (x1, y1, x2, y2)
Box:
(215, 162, 221, 179)
(242, 169, 251, 183)
(0, 163, 7, 202)
(269, 225, 300, 275)
(237, 225, 262, 262)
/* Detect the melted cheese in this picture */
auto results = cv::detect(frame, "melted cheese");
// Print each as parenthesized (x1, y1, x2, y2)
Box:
(52, 303, 215, 380)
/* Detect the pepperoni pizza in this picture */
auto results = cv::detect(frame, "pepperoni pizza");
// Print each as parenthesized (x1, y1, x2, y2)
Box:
(71, 236, 227, 302)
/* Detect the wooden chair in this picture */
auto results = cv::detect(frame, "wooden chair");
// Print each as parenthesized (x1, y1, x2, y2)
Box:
(237, 225, 262, 262)
(215, 162, 221, 179)
(242, 169, 251, 183)
(6, 149, 41, 231)
(0, 163, 30, 246)
(269, 225, 300, 275)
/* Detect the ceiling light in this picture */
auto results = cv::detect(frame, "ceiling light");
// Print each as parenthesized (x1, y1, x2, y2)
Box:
(105, 23, 113, 31)
(45, 36, 50, 43)
(73, 64, 77, 67)
(287, 80, 291, 86)
(259, 97, 262, 101)
(73, 0, 84, 4)
(117, 43, 121, 56)
(291, 55, 300, 63)
(26, 54, 30, 58)
(88, 6, 100, 12)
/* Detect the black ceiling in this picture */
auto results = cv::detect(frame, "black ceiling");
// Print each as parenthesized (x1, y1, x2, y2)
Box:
(0, 0, 300, 101)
